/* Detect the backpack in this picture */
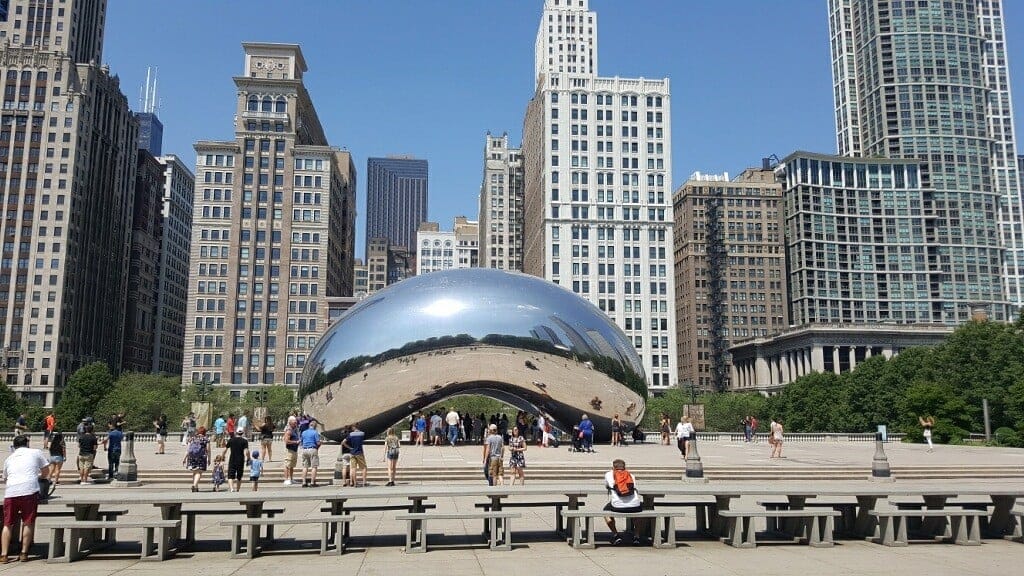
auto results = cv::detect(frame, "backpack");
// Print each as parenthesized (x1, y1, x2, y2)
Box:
(187, 438, 204, 457)
(612, 469, 635, 497)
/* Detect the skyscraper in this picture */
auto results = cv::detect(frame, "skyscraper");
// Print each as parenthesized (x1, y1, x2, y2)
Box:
(123, 150, 165, 373)
(479, 132, 524, 271)
(0, 0, 138, 405)
(184, 43, 357, 391)
(152, 154, 194, 375)
(829, 0, 1022, 319)
(365, 156, 428, 259)
(673, 167, 788, 392)
(523, 0, 676, 389)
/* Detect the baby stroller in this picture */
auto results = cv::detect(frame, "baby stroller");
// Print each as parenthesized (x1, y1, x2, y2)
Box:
(568, 425, 585, 453)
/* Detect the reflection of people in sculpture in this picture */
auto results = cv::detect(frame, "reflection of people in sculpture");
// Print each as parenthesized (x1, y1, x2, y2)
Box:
(589, 396, 602, 410)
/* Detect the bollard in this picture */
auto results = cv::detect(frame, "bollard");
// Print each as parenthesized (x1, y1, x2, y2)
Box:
(683, 437, 709, 483)
(869, 431, 895, 482)
(113, 431, 142, 486)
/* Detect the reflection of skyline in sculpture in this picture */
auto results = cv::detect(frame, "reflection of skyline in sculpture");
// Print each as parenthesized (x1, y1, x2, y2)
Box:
(299, 269, 646, 441)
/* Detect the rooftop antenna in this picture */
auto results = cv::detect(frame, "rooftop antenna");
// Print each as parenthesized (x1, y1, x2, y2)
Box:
(139, 66, 160, 114)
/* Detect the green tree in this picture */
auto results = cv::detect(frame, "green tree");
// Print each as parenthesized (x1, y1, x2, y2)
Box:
(766, 371, 849, 432)
(55, 362, 114, 427)
(95, 373, 186, 431)
(0, 380, 19, 429)
(241, 385, 299, 425)
(700, 392, 769, 432)
(897, 381, 974, 443)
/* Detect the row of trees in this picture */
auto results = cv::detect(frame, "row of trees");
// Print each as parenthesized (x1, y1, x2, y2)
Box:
(643, 316, 1024, 446)
(1, 363, 299, 433)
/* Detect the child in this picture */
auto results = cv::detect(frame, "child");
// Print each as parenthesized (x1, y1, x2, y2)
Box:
(212, 454, 226, 492)
(249, 449, 263, 492)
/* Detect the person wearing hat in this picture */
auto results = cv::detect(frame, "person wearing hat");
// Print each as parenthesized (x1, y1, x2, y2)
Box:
(482, 424, 505, 486)
(249, 449, 263, 492)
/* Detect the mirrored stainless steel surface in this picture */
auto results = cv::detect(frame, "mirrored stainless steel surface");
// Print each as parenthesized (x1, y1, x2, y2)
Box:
(300, 269, 646, 441)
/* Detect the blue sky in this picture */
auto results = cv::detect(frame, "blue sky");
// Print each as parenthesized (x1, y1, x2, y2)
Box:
(105, 1, 1024, 256)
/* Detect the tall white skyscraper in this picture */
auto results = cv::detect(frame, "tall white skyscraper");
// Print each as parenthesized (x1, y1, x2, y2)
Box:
(523, 0, 676, 389)
(479, 132, 524, 271)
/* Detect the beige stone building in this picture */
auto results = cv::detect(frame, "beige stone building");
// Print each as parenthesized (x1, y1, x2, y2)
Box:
(417, 217, 479, 274)
(184, 43, 356, 393)
(0, 0, 139, 405)
(672, 166, 788, 392)
(478, 132, 523, 271)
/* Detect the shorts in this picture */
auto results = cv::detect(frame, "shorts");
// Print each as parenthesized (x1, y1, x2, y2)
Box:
(285, 450, 298, 468)
(250, 475, 260, 483)
(301, 448, 320, 468)
(214, 433, 224, 444)
(228, 462, 245, 480)
(603, 502, 642, 513)
(3, 493, 40, 526)
(351, 454, 367, 470)
(261, 438, 273, 448)
(488, 457, 503, 478)
(78, 453, 95, 471)
(340, 454, 352, 468)
(50, 455, 65, 464)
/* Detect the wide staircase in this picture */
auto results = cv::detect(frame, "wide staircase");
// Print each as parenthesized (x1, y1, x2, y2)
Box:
(127, 463, 1024, 485)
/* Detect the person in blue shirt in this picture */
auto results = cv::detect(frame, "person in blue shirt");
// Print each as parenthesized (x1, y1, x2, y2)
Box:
(414, 414, 427, 447)
(249, 449, 263, 492)
(342, 423, 367, 487)
(102, 425, 124, 480)
(213, 415, 227, 448)
(578, 414, 595, 452)
(299, 422, 322, 487)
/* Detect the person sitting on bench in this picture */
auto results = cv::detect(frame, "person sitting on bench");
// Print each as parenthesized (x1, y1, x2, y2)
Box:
(603, 458, 648, 545)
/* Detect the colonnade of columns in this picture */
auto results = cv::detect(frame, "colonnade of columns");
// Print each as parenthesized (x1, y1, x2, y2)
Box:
(730, 344, 897, 390)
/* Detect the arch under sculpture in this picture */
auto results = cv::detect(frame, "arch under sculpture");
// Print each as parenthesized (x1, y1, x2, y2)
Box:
(299, 269, 646, 442)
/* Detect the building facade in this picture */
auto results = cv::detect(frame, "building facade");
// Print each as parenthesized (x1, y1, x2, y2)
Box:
(479, 132, 524, 271)
(123, 151, 164, 373)
(729, 323, 953, 394)
(829, 0, 1023, 316)
(673, 167, 788, 392)
(152, 154, 194, 374)
(417, 217, 479, 275)
(365, 155, 427, 258)
(522, 0, 676, 389)
(352, 258, 368, 298)
(0, 0, 138, 405)
(137, 112, 163, 157)
(779, 151, 1003, 324)
(184, 43, 356, 392)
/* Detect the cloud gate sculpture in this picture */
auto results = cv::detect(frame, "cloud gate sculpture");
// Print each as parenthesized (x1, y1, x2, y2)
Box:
(300, 269, 646, 442)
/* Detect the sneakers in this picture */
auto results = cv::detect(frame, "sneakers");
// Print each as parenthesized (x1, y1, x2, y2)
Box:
(385, 481, 395, 487)
(282, 479, 292, 486)
(610, 534, 623, 545)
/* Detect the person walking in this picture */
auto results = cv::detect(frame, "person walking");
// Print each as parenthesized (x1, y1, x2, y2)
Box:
(77, 424, 98, 484)
(660, 414, 671, 446)
(446, 408, 461, 446)
(47, 431, 66, 486)
(183, 427, 210, 492)
(674, 416, 687, 458)
(102, 424, 124, 480)
(430, 412, 443, 446)
(12, 413, 27, 437)
(249, 450, 263, 492)
(299, 421, 322, 488)
(508, 426, 527, 485)
(222, 429, 250, 492)
(679, 417, 695, 459)
(919, 415, 936, 452)
(237, 412, 250, 441)
(483, 424, 505, 486)
(259, 416, 275, 462)
(211, 455, 226, 492)
(611, 414, 622, 447)
(603, 458, 646, 546)
(413, 413, 427, 447)
(181, 413, 196, 446)
(578, 414, 594, 452)
(43, 412, 55, 444)
(770, 419, 785, 458)
(213, 414, 227, 448)
(383, 427, 400, 486)
(226, 413, 236, 438)
(743, 416, 753, 442)
(282, 416, 300, 486)
(344, 423, 368, 487)
(1, 435, 51, 563)
(154, 414, 168, 455)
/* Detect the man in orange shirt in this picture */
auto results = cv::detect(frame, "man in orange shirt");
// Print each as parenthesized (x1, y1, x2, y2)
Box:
(43, 413, 56, 444)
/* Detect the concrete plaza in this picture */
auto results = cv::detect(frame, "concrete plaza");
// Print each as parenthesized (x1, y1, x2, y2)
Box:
(1, 440, 1022, 575)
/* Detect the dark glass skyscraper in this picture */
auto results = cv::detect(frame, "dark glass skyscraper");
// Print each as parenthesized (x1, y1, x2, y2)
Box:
(136, 112, 163, 156)
(365, 156, 428, 259)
